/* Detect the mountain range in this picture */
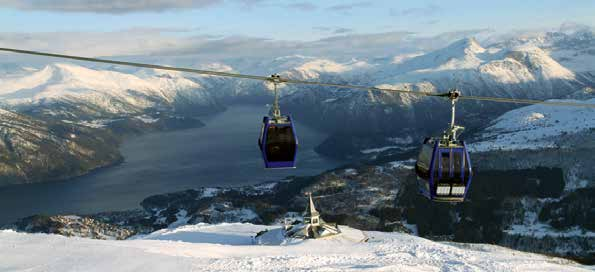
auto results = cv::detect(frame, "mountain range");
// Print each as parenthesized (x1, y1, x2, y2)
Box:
(0, 28, 594, 267)
(0, 29, 594, 183)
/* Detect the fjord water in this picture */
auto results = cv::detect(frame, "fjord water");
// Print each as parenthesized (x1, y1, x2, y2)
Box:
(0, 105, 343, 225)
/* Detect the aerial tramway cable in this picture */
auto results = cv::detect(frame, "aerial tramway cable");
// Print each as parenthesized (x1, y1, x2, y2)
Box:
(2, 47, 593, 202)
(1, 47, 593, 108)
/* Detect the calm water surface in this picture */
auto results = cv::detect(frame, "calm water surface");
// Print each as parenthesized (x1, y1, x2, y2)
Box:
(0, 105, 342, 225)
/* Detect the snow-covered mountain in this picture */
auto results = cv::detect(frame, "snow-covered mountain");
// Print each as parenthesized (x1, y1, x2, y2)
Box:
(281, 58, 372, 80)
(0, 30, 593, 180)
(369, 37, 579, 98)
(456, 95, 595, 261)
(1, 30, 594, 269)
(467, 92, 595, 185)
(0, 63, 221, 118)
(469, 98, 595, 152)
(0, 223, 590, 272)
(276, 36, 592, 157)
(491, 29, 595, 74)
(0, 34, 589, 124)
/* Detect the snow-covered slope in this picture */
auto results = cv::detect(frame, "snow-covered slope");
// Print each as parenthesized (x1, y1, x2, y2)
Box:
(374, 38, 577, 98)
(0, 223, 590, 272)
(0, 32, 592, 157)
(469, 98, 595, 152)
(491, 29, 595, 73)
(0, 63, 218, 116)
(281, 58, 372, 80)
(276, 36, 589, 149)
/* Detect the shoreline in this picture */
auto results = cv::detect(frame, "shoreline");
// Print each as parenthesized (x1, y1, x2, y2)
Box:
(0, 105, 344, 226)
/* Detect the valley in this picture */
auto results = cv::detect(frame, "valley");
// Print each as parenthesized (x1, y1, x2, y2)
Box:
(0, 28, 593, 267)
(0, 105, 343, 225)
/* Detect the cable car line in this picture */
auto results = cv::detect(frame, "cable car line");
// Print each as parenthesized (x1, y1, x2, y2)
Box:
(1, 47, 594, 108)
(0, 47, 271, 81)
(2, 47, 594, 202)
(458, 95, 594, 107)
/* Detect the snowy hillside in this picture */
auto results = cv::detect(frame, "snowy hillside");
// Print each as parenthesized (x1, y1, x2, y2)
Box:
(0, 223, 591, 272)
(0, 35, 589, 124)
(0, 63, 218, 116)
(274, 36, 590, 150)
(281, 58, 372, 80)
(469, 98, 595, 152)
(491, 29, 595, 73)
(374, 38, 577, 98)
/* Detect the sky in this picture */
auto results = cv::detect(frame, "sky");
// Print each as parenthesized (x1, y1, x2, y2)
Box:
(0, 0, 593, 59)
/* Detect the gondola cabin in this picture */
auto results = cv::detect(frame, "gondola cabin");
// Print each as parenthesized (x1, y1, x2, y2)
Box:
(258, 115, 298, 168)
(415, 137, 472, 202)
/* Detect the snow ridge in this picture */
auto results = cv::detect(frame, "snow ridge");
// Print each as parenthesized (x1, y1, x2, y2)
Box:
(372, 37, 578, 100)
(0, 63, 211, 115)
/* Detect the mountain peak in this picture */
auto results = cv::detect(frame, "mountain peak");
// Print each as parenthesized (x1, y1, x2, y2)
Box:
(0, 62, 208, 115)
(504, 45, 575, 80)
(447, 37, 485, 54)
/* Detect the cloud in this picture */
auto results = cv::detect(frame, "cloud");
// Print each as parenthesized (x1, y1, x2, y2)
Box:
(286, 2, 317, 11)
(121, 26, 202, 34)
(312, 27, 332, 32)
(0, 29, 416, 61)
(0, 0, 223, 13)
(408, 29, 492, 50)
(313, 27, 354, 34)
(0, 28, 204, 57)
(558, 21, 593, 34)
(392, 4, 441, 17)
(326, 1, 372, 12)
(0, 28, 497, 65)
(333, 28, 354, 34)
(304, 31, 416, 55)
(0, 0, 308, 13)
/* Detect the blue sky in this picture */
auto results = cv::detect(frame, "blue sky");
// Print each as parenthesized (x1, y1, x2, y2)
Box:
(1, 0, 593, 41)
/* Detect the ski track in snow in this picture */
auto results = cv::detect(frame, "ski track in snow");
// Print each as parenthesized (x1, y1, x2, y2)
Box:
(0, 223, 591, 272)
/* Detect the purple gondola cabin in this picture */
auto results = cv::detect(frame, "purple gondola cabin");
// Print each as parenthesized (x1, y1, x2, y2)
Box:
(258, 115, 298, 168)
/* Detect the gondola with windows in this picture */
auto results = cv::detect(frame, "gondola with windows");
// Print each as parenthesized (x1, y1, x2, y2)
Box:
(258, 75, 298, 168)
(415, 90, 473, 202)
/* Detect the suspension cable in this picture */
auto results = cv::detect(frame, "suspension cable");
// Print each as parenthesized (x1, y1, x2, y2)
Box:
(1, 47, 594, 109)
(271, 74, 281, 118)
